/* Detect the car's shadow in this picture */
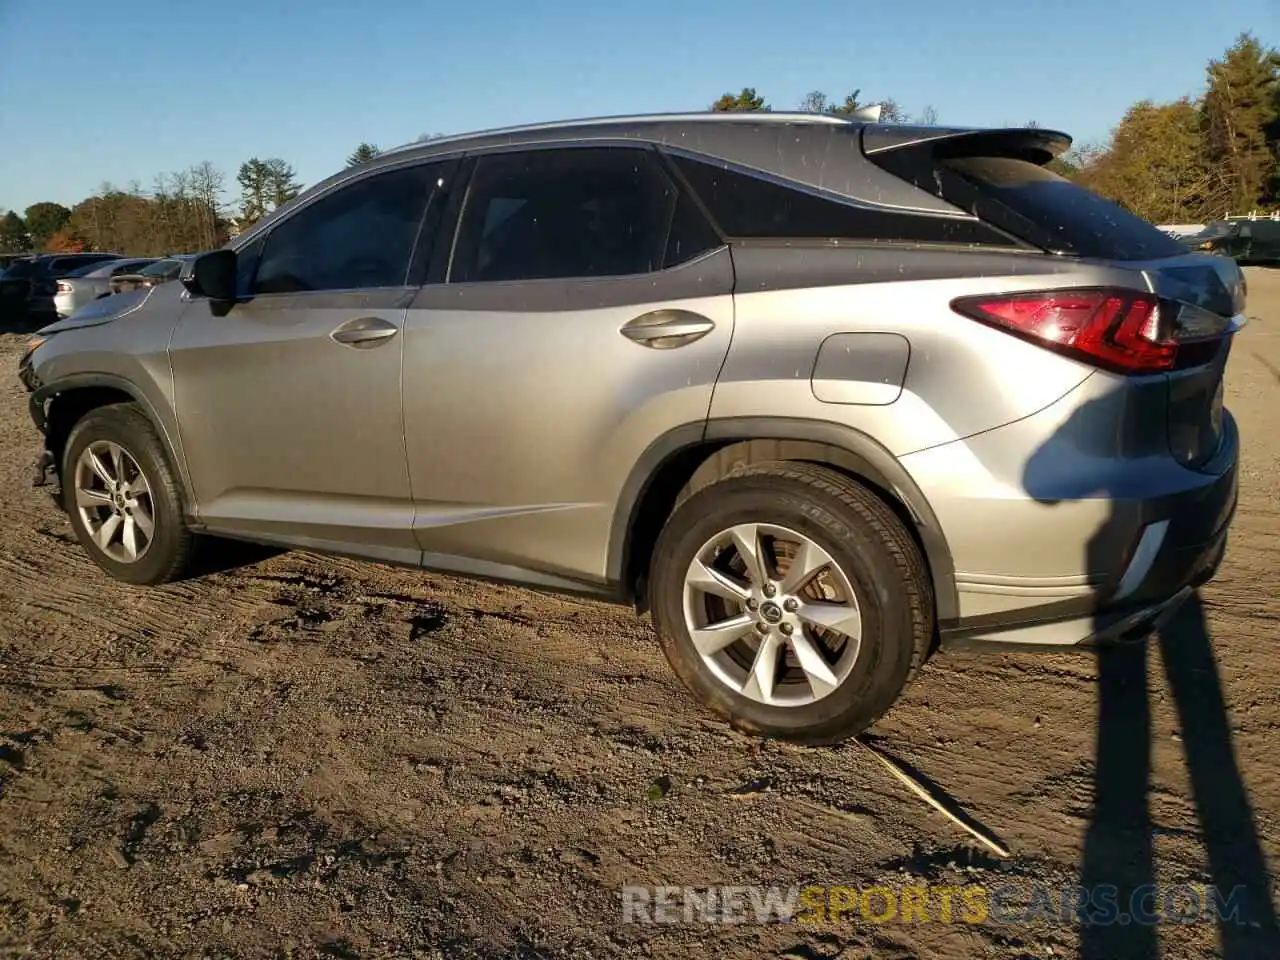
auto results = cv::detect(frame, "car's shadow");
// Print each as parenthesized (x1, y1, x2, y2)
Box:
(1024, 387, 1278, 958)
(187, 537, 286, 578)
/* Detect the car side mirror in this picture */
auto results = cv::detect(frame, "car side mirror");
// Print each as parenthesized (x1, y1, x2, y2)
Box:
(180, 250, 237, 302)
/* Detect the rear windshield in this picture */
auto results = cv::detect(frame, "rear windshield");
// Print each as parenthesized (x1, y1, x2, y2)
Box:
(64, 260, 118, 278)
(942, 156, 1185, 261)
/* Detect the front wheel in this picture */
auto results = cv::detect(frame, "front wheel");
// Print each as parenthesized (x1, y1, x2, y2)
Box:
(649, 461, 933, 745)
(62, 403, 196, 585)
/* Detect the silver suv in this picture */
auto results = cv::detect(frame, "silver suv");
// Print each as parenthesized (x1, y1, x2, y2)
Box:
(19, 113, 1242, 743)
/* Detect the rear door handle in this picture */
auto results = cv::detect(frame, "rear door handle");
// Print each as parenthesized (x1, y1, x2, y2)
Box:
(330, 316, 399, 348)
(620, 310, 716, 349)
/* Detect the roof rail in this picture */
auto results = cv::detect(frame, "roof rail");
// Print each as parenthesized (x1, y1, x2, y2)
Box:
(1224, 210, 1280, 221)
(382, 110, 861, 156)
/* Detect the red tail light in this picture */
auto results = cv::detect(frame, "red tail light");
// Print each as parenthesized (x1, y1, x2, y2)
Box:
(56, 281, 72, 294)
(951, 289, 1175, 374)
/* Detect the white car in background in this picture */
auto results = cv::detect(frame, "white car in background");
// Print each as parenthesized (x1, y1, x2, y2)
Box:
(54, 258, 158, 317)
(1158, 223, 1207, 240)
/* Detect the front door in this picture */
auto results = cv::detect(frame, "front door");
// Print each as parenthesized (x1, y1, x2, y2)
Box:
(401, 145, 734, 586)
(170, 160, 451, 561)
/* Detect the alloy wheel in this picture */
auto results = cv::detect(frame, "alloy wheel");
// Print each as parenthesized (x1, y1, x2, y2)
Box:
(681, 523, 863, 707)
(73, 440, 156, 563)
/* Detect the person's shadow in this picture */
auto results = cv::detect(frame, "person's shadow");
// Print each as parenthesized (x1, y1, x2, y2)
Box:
(1023, 381, 1278, 958)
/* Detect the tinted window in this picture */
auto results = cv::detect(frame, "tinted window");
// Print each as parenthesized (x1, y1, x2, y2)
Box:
(3, 260, 46, 279)
(671, 154, 1009, 246)
(253, 163, 441, 294)
(664, 189, 723, 268)
(451, 147, 710, 283)
(65, 261, 118, 278)
(139, 259, 181, 279)
(49, 254, 115, 272)
(941, 156, 1186, 260)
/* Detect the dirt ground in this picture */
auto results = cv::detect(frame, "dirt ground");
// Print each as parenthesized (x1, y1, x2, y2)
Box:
(1, 273, 1278, 960)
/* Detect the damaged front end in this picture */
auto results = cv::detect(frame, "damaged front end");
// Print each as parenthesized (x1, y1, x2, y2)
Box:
(18, 335, 56, 489)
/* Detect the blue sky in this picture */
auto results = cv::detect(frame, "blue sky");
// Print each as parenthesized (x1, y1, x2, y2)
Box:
(0, 0, 1274, 215)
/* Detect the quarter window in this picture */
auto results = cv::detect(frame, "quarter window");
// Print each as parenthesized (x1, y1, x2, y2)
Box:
(671, 153, 1012, 246)
(252, 163, 442, 294)
(450, 147, 717, 283)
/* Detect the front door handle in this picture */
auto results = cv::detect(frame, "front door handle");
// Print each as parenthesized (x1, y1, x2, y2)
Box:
(330, 316, 399, 348)
(620, 310, 716, 349)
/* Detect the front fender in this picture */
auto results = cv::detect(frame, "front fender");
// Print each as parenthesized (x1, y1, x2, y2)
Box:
(29, 372, 198, 522)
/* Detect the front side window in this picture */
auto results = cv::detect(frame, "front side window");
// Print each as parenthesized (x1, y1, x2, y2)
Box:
(253, 163, 442, 294)
(450, 147, 709, 283)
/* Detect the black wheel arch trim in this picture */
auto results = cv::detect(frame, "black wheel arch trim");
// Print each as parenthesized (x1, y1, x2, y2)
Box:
(608, 416, 958, 621)
(29, 373, 198, 519)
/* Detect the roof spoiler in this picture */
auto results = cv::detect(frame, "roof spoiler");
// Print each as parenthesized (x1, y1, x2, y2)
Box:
(861, 126, 1073, 166)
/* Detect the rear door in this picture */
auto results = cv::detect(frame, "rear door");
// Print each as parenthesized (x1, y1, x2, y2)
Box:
(170, 159, 452, 560)
(400, 144, 732, 585)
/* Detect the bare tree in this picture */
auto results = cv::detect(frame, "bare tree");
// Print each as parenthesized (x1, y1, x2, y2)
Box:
(189, 161, 226, 249)
(799, 91, 829, 113)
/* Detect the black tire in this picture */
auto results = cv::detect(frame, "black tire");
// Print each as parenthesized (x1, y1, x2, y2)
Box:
(649, 461, 933, 745)
(61, 403, 196, 585)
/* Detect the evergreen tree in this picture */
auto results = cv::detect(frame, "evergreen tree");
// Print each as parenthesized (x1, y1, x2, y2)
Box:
(1202, 32, 1280, 213)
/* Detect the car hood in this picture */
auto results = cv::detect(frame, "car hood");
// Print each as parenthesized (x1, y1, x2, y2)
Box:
(37, 286, 157, 333)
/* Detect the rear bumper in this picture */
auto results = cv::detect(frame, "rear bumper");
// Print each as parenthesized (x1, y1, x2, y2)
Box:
(940, 414, 1238, 651)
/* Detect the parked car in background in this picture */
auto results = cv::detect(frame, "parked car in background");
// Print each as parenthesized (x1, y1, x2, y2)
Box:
(54, 258, 158, 317)
(1183, 215, 1280, 264)
(107, 255, 195, 296)
(1, 252, 122, 327)
(19, 112, 1242, 744)
(1158, 223, 1206, 241)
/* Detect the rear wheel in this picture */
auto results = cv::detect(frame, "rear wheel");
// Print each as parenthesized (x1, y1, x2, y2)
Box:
(649, 461, 933, 744)
(62, 403, 196, 585)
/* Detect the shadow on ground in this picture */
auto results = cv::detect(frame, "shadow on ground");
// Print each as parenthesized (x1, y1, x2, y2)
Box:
(1082, 595, 1280, 959)
(1023, 361, 1278, 957)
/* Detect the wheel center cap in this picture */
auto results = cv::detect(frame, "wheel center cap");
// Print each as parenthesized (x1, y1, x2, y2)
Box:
(760, 602, 783, 624)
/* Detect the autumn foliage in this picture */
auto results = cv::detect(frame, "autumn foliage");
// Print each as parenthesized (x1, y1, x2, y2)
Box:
(44, 230, 86, 253)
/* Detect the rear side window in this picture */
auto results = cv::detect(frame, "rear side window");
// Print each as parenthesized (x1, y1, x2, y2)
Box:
(253, 163, 441, 294)
(670, 154, 1011, 246)
(939, 156, 1186, 261)
(450, 147, 718, 283)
